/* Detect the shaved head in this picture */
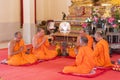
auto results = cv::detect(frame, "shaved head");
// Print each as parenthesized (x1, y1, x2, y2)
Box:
(37, 28, 45, 37)
(94, 31, 103, 41)
(14, 31, 22, 41)
(37, 28, 44, 33)
(80, 36, 88, 46)
(95, 31, 103, 37)
(14, 31, 21, 38)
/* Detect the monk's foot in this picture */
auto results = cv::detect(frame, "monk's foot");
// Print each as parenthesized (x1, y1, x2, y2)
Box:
(90, 69, 96, 74)
(93, 68, 97, 70)
(1, 59, 7, 64)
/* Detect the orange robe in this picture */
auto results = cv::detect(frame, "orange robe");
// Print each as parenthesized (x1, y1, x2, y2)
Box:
(68, 34, 93, 58)
(93, 39, 113, 67)
(8, 39, 37, 66)
(86, 35, 93, 48)
(32, 36, 58, 60)
(63, 46, 95, 74)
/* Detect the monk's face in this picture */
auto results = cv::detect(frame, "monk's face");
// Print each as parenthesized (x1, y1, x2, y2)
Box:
(16, 33, 22, 42)
(79, 39, 86, 46)
(38, 30, 45, 37)
(94, 34, 99, 42)
(79, 39, 83, 46)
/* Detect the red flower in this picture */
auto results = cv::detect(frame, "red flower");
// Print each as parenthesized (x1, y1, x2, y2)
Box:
(82, 23, 87, 28)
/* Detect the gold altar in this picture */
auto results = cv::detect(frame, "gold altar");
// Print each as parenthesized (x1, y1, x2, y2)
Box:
(56, 0, 120, 50)
(67, 0, 120, 21)
(52, 32, 79, 45)
(67, 0, 93, 20)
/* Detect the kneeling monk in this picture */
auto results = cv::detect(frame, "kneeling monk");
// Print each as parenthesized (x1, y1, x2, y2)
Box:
(68, 28, 93, 58)
(32, 28, 58, 60)
(63, 36, 95, 74)
(93, 31, 113, 67)
(1, 32, 37, 66)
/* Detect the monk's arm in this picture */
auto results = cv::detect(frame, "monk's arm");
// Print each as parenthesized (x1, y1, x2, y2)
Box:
(88, 36, 93, 48)
(75, 36, 80, 47)
(8, 41, 23, 56)
(93, 44, 103, 57)
(21, 39, 27, 52)
(75, 48, 84, 66)
(32, 37, 46, 49)
(44, 37, 50, 47)
(93, 41, 96, 50)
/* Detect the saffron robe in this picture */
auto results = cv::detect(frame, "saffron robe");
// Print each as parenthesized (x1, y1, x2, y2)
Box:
(63, 46, 95, 74)
(32, 36, 58, 60)
(8, 39, 37, 66)
(68, 34, 93, 57)
(93, 39, 113, 67)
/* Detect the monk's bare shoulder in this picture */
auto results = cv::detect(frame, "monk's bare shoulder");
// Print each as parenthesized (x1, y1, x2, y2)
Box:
(34, 34, 38, 39)
(32, 35, 38, 41)
(8, 40, 15, 47)
(32, 35, 39, 45)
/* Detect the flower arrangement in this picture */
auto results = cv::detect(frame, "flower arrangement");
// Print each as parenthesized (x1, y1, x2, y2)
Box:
(107, 17, 119, 32)
(108, 17, 115, 25)
(85, 17, 92, 23)
(82, 22, 87, 28)
(112, 24, 118, 28)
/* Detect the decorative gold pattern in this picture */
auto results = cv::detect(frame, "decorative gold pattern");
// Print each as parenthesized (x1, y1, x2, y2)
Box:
(67, 0, 93, 20)
(110, 0, 120, 6)
(68, 0, 120, 20)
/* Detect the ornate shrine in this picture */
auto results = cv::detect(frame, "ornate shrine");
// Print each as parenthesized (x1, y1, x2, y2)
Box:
(67, 0, 93, 21)
(67, 0, 120, 21)
(54, 0, 120, 50)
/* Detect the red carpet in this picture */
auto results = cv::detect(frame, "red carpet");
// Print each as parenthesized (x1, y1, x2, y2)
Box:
(0, 49, 120, 80)
(59, 67, 112, 78)
(59, 69, 106, 78)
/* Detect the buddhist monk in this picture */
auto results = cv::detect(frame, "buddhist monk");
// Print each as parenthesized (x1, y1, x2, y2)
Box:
(68, 28, 93, 57)
(1, 32, 37, 66)
(32, 28, 58, 60)
(63, 36, 95, 74)
(93, 31, 113, 67)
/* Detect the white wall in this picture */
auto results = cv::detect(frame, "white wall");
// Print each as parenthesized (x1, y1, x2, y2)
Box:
(36, 0, 71, 21)
(50, 0, 71, 20)
(36, 0, 44, 21)
(0, 0, 20, 42)
(0, 0, 72, 42)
